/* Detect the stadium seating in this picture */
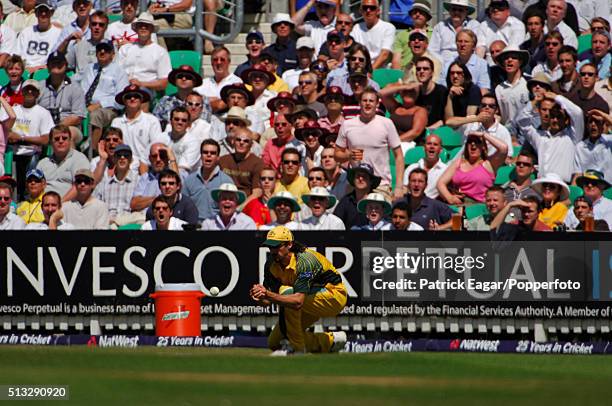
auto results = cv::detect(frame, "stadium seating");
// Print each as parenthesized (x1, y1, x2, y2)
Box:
(404, 146, 425, 164)
(465, 203, 488, 220)
(569, 185, 584, 202)
(3, 149, 13, 176)
(447, 146, 462, 160)
(117, 223, 143, 230)
(0, 69, 8, 87)
(494, 165, 515, 185)
(372, 68, 403, 89)
(166, 51, 203, 94)
(108, 14, 122, 23)
(512, 145, 522, 158)
(32, 69, 49, 81)
(578, 34, 592, 54)
(605, 188, 612, 200)
(433, 126, 463, 150)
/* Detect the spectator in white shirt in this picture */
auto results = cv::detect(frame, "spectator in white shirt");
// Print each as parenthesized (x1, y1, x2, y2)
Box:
(402, 134, 448, 199)
(16, 0, 61, 73)
(350, 0, 395, 69)
(116, 14, 171, 101)
(565, 169, 612, 228)
(0, 181, 25, 229)
(300, 186, 344, 230)
(195, 46, 242, 113)
(141, 195, 186, 230)
(107, 0, 147, 47)
(532, 30, 564, 81)
(201, 182, 257, 230)
(477, 0, 526, 64)
(351, 192, 392, 230)
(429, 0, 481, 67)
(158, 106, 203, 176)
(545, 0, 578, 49)
(260, 190, 307, 230)
(292, 0, 337, 55)
(494, 46, 530, 125)
(62, 169, 110, 229)
(574, 109, 612, 181)
(110, 84, 163, 164)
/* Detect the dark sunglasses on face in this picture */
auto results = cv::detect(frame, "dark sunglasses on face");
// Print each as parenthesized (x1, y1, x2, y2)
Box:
(186, 101, 202, 107)
(515, 161, 532, 168)
(115, 152, 132, 159)
(480, 103, 497, 109)
(53, 135, 69, 142)
(274, 122, 289, 127)
(362, 5, 377, 11)
(337, 20, 352, 25)
(160, 181, 177, 186)
(308, 176, 324, 181)
(90, 21, 107, 27)
(0, 196, 11, 201)
(299, 80, 314, 86)
(172, 117, 189, 123)
(201, 150, 218, 155)
(545, 41, 560, 47)
(350, 56, 365, 62)
(176, 73, 194, 81)
(580, 71, 596, 77)
(260, 176, 275, 181)
(247, 39, 263, 44)
(75, 177, 92, 185)
(415, 66, 430, 71)
(283, 159, 299, 165)
(235, 137, 251, 144)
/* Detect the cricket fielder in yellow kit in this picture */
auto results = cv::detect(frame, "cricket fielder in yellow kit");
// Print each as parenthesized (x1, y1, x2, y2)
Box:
(250, 226, 348, 355)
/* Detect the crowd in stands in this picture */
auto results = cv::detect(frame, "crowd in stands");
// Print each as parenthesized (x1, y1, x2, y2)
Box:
(0, 0, 610, 236)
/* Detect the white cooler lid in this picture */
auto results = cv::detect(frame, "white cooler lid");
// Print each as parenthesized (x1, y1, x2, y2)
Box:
(154, 283, 203, 292)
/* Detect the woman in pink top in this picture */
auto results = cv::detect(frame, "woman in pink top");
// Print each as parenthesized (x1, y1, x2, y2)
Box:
(437, 132, 508, 204)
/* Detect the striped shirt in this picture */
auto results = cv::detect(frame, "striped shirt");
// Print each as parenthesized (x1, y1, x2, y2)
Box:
(95, 170, 139, 219)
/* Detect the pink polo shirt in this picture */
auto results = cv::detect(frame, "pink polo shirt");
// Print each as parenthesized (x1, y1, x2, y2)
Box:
(336, 115, 401, 186)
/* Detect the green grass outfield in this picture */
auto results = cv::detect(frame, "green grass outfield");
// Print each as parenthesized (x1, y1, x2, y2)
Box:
(1, 346, 611, 405)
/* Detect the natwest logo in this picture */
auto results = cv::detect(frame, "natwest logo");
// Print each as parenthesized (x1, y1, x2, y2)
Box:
(453, 339, 500, 353)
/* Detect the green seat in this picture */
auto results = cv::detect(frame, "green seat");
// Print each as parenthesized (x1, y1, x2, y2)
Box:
(578, 34, 592, 54)
(389, 149, 396, 191)
(108, 13, 122, 23)
(569, 185, 584, 202)
(447, 146, 462, 160)
(166, 50, 202, 95)
(372, 68, 403, 89)
(433, 126, 463, 150)
(448, 205, 460, 213)
(512, 145, 522, 158)
(118, 223, 142, 230)
(604, 188, 612, 200)
(404, 146, 425, 165)
(438, 149, 450, 163)
(3, 148, 13, 175)
(494, 165, 515, 185)
(32, 69, 49, 81)
(465, 203, 488, 220)
(0, 69, 8, 87)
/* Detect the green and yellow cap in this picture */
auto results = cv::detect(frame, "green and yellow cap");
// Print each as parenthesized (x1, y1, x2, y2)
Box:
(262, 226, 294, 247)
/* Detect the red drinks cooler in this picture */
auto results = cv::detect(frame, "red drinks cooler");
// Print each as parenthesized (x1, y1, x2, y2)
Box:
(149, 284, 204, 336)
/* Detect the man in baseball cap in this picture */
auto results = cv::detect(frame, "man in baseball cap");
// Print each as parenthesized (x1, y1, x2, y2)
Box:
(16, 169, 47, 224)
(235, 29, 267, 77)
(251, 223, 347, 355)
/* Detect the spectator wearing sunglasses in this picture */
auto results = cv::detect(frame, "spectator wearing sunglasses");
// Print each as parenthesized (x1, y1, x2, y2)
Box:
(195, 46, 242, 113)
(235, 29, 267, 77)
(36, 124, 89, 201)
(262, 13, 298, 74)
(350, 0, 396, 69)
(327, 43, 380, 97)
(273, 148, 310, 204)
(296, 71, 327, 118)
(282, 36, 315, 91)
(568, 62, 610, 115)
(94, 143, 138, 223)
(574, 110, 612, 182)
(391, 0, 433, 71)
(0, 181, 25, 230)
(502, 151, 539, 218)
(62, 168, 109, 229)
(90, 127, 140, 184)
(144, 168, 198, 224)
(242, 166, 277, 228)
(158, 106, 204, 176)
(153, 65, 204, 130)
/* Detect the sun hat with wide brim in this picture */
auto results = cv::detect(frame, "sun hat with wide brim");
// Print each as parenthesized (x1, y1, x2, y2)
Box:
(240, 63, 276, 85)
(527, 72, 552, 92)
(576, 169, 611, 190)
(221, 106, 252, 126)
(347, 163, 381, 190)
(410, 0, 432, 19)
(357, 192, 392, 215)
(168, 65, 203, 87)
(531, 173, 570, 201)
(267, 191, 301, 212)
(131, 13, 158, 33)
(443, 0, 475, 15)
(211, 183, 247, 205)
(286, 105, 318, 123)
(495, 46, 530, 68)
(115, 84, 151, 105)
(266, 91, 297, 111)
(302, 186, 337, 209)
(220, 83, 254, 106)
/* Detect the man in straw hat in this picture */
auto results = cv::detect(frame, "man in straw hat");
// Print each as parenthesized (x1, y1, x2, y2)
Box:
(391, 0, 433, 70)
(201, 182, 256, 230)
(429, 0, 481, 67)
(116, 13, 171, 98)
(260, 190, 307, 230)
(217, 106, 253, 156)
(351, 192, 392, 230)
(476, 0, 525, 64)
(300, 186, 344, 230)
(564, 169, 612, 229)
(494, 46, 530, 124)
(251, 224, 347, 355)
